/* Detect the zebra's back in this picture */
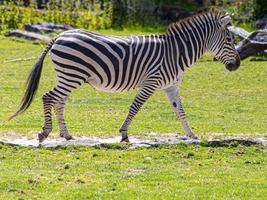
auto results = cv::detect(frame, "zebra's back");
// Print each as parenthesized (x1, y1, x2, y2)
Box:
(50, 29, 164, 92)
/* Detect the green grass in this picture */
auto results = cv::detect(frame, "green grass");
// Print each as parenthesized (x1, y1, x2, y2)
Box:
(0, 31, 266, 199)
(0, 143, 266, 199)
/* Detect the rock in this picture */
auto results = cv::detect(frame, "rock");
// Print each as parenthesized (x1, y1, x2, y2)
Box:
(24, 22, 73, 33)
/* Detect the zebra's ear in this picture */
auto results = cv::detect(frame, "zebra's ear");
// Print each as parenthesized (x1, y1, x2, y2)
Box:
(221, 16, 232, 28)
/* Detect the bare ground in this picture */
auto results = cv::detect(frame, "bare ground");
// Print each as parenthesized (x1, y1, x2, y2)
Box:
(0, 132, 266, 148)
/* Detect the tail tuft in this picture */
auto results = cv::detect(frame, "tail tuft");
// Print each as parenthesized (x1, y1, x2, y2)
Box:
(9, 41, 54, 120)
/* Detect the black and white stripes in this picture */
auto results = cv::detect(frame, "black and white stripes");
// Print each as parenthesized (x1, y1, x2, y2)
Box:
(51, 30, 165, 92)
(11, 8, 240, 142)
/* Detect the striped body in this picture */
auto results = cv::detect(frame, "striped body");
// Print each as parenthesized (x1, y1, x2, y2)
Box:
(51, 30, 165, 93)
(11, 9, 240, 142)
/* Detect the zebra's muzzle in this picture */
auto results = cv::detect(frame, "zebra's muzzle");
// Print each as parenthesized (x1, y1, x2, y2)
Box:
(226, 57, 240, 71)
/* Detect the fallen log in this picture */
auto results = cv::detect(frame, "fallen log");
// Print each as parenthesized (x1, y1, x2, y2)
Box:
(236, 30, 267, 60)
(24, 23, 54, 33)
(4, 30, 52, 43)
(24, 22, 73, 33)
(37, 22, 73, 31)
(228, 26, 249, 39)
(229, 26, 267, 60)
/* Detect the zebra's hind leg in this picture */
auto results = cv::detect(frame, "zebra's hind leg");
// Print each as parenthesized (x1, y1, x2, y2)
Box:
(120, 84, 156, 142)
(164, 85, 198, 139)
(54, 99, 73, 140)
(38, 94, 54, 143)
(38, 83, 77, 142)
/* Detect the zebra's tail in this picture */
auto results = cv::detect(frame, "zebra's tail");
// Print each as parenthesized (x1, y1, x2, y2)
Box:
(8, 40, 54, 121)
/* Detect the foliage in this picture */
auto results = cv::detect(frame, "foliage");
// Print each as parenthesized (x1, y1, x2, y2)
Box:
(0, 0, 265, 31)
(254, 0, 267, 19)
(0, 0, 168, 31)
(207, 0, 255, 30)
(207, 0, 267, 29)
(112, 0, 199, 28)
(154, 0, 199, 11)
(0, 0, 206, 31)
(0, 0, 113, 30)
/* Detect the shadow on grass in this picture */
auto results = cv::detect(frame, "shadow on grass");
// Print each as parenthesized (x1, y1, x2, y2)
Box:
(200, 139, 263, 148)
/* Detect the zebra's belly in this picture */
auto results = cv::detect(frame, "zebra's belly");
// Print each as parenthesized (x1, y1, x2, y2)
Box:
(87, 78, 141, 93)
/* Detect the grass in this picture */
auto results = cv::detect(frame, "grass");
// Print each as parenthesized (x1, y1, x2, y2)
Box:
(0, 30, 266, 199)
(0, 143, 266, 199)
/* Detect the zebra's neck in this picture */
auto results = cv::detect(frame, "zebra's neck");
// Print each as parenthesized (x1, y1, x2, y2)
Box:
(164, 13, 219, 74)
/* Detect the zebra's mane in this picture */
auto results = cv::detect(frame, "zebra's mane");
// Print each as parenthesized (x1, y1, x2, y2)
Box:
(166, 7, 229, 34)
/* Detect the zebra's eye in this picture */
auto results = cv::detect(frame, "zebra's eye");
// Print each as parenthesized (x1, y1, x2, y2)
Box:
(225, 31, 233, 43)
(231, 33, 235, 41)
(226, 36, 232, 42)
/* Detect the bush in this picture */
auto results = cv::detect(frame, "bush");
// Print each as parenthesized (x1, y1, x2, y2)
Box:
(207, 0, 255, 30)
(0, 0, 264, 31)
(0, 0, 172, 31)
(254, 0, 267, 19)
(0, 0, 113, 30)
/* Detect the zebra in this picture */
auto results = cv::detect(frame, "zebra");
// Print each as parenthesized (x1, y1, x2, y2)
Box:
(10, 8, 240, 143)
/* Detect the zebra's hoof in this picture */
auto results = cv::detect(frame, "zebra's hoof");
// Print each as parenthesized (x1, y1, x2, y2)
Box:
(38, 133, 47, 143)
(65, 135, 74, 141)
(120, 136, 130, 143)
(187, 134, 198, 140)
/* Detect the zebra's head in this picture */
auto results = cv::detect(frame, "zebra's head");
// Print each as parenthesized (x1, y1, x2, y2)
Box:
(208, 15, 240, 71)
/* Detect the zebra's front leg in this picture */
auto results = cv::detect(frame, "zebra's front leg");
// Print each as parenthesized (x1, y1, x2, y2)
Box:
(120, 85, 156, 142)
(38, 94, 54, 143)
(165, 85, 198, 139)
(54, 99, 73, 141)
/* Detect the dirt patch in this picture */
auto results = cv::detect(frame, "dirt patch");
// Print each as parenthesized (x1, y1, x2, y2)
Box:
(0, 133, 265, 149)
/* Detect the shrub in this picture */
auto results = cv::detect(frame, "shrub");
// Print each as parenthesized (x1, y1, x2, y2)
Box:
(0, 0, 113, 30)
(254, 0, 267, 19)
